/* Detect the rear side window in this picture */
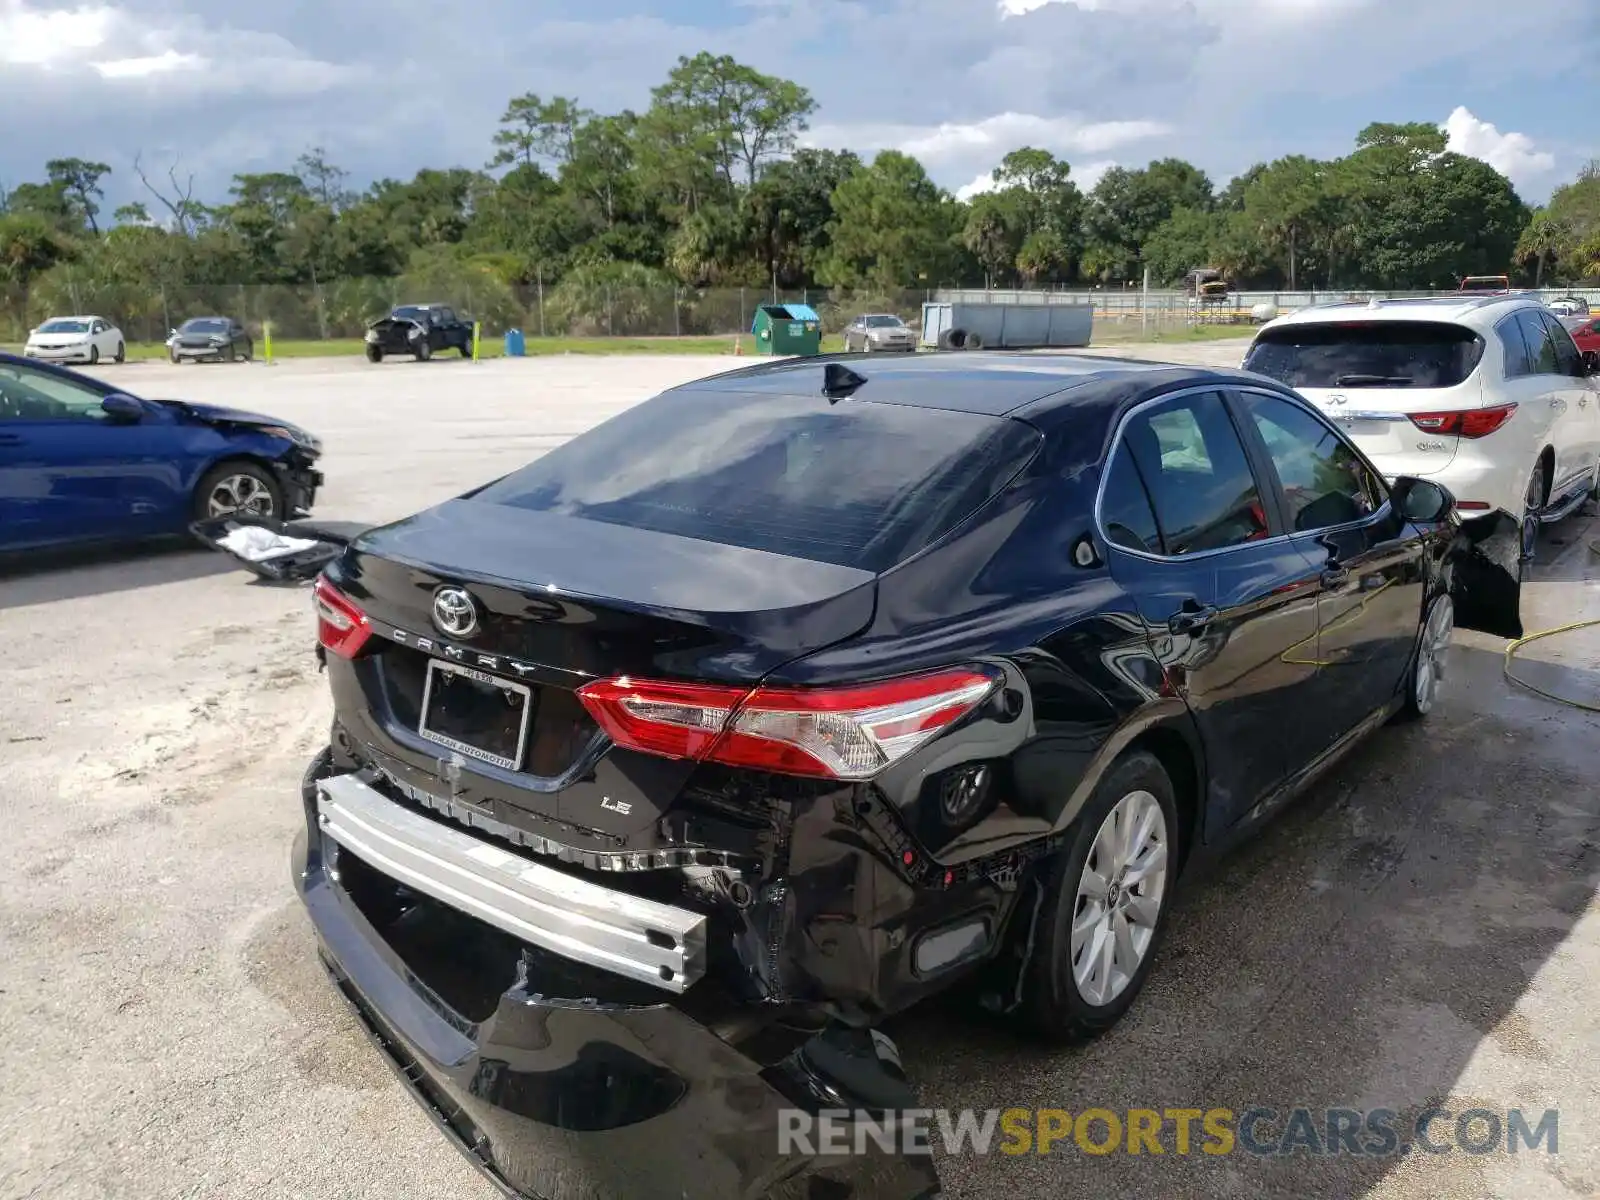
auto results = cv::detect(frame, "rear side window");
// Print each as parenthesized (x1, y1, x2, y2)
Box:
(473, 389, 1041, 572)
(1244, 322, 1485, 389)
(1115, 391, 1269, 556)
(1100, 447, 1162, 554)
(1541, 311, 1584, 377)
(1497, 318, 1533, 379)
(1516, 311, 1561, 375)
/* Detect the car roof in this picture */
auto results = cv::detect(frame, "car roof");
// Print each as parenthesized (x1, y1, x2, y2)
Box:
(676, 351, 1270, 418)
(41, 314, 100, 321)
(1259, 294, 1546, 332)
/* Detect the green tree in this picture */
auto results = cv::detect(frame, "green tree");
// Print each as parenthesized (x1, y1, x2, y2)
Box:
(819, 152, 959, 290)
(45, 158, 111, 234)
(492, 94, 590, 171)
(1085, 158, 1213, 281)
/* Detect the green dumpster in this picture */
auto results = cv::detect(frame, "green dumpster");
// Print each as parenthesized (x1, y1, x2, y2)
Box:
(751, 303, 822, 356)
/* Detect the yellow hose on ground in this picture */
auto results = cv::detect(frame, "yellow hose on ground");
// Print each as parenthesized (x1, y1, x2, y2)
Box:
(1500, 539, 1600, 712)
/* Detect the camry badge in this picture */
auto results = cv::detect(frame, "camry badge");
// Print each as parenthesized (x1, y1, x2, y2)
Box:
(432, 586, 479, 638)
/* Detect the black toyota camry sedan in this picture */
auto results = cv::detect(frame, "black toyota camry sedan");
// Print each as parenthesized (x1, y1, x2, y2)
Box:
(293, 352, 1522, 1199)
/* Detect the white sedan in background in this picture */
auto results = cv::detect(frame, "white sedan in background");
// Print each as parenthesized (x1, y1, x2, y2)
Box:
(22, 316, 126, 365)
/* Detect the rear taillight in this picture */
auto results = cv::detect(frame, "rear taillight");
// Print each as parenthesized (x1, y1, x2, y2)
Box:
(576, 668, 999, 781)
(1407, 402, 1516, 439)
(313, 576, 371, 659)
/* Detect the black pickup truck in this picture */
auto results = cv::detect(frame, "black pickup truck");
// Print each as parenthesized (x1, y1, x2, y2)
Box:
(364, 303, 474, 362)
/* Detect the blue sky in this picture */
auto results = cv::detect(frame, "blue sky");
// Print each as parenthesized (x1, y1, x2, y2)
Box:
(2, 0, 1596, 212)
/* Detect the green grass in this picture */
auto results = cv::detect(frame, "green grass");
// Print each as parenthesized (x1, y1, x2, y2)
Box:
(1090, 323, 1257, 345)
(3, 327, 1251, 363)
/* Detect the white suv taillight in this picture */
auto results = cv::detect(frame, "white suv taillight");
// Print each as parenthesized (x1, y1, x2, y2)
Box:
(576, 668, 1000, 780)
(1407, 402, 1517, 439)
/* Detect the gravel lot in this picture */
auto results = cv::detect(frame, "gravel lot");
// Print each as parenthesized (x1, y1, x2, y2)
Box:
(3, 345, 1598, 1200)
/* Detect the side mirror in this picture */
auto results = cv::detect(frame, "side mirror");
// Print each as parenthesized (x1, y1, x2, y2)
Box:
(101, 394, 143, 422)
(1393, 476, 1454, 523)
(1582, 349, 1599, 376)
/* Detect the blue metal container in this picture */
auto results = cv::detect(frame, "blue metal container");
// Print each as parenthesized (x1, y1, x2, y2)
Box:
(503, 328, 526, 357)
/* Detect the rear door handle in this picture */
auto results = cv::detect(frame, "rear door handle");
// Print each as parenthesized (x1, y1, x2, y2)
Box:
(0, 433, 22, 446)
(1169, 604, 1218, 634)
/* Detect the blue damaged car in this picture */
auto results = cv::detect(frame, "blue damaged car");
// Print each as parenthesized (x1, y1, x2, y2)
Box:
(0, 351, 323, 553)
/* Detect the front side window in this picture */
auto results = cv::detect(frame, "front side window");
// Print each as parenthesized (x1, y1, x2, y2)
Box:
(0, 363, 110, 422)
(1242, 392, 1383, 532)
(1117, 391, 1269, 556)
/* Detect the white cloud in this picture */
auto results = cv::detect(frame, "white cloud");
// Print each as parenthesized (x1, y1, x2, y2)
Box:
(0, 2, 115, 65)
(1441, 105, 1556, 186)
(804, 111, 1166, 194)
(93, 50, 202, 79)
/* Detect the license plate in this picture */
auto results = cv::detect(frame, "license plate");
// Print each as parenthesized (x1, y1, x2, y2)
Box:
(417, 659, 532, 771)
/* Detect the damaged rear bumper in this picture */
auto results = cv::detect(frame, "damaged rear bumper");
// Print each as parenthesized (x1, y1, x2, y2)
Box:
(292, 760, 942, 1200)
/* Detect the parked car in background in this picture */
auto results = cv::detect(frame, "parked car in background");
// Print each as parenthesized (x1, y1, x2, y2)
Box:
(1564, 314, 1600, 355)
(364, 304, 473, 362)
(1243, 295, 1600, 554)
(0, 352, 322, 553)
(167, 316, 253, 363)
(1456, 275, 1511, 294)
(22, 316, 125, 365)
(842, 312, 917, 352)
(294, 351, 1522, 1200)
(1547, 296, 1591, 318)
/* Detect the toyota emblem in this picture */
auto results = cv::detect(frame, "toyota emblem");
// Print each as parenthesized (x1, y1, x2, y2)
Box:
(431, 586, 479, 638)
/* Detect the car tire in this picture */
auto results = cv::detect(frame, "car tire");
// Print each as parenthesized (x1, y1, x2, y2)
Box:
(966, 333, 985, 350)
(114, 342, 125, 364)
(242, 339, 253, 362)
(459, 337, 472, 358)
(416, 341, 432, 362)
(1394, 591, 1454, 723)
(169, 347, 179, 364)
(1522, 455, 1549, 559)
(192, 460, 282, 523)
(365, 345, 383, 363)
(228, 343, 241, 363)
(88, 345, 100, 365)
(938, 328, 967, 351)
(1017, 750, 1179, 1044)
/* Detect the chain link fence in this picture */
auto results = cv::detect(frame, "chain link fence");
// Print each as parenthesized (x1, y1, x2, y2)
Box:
(8, 279, 1596, 347)
(1, 281, 937, 345)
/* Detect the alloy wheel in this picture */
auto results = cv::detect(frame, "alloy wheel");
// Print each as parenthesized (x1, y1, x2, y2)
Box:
(1071, 789, 1169, 1007)
(206, 473, 276, 518)
(1414, 594, 1454, 715)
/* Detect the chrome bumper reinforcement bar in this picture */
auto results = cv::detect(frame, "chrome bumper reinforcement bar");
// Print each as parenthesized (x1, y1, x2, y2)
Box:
(315, 772, 706, 992)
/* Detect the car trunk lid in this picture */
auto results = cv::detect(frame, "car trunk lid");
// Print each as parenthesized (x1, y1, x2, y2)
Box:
(326, 499, 878, 840)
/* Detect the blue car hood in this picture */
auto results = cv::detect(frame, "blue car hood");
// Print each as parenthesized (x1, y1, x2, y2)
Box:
(164, 400, 320, 451)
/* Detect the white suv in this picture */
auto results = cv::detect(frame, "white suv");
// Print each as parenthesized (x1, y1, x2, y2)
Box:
(1242, 296, 1600, 543)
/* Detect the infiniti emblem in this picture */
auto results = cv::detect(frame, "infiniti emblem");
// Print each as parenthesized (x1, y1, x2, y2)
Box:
(1326, 394, 1348, 406)
(431, 586, 479, 638)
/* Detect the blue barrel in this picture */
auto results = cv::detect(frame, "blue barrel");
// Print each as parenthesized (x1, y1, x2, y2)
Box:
(503, 328, 526, 357)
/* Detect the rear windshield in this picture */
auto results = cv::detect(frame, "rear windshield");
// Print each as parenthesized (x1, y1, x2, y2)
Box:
(472, 389, 1041, 572)
(182, 318, 227, 332)
(1243, 322, 1485, 389)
